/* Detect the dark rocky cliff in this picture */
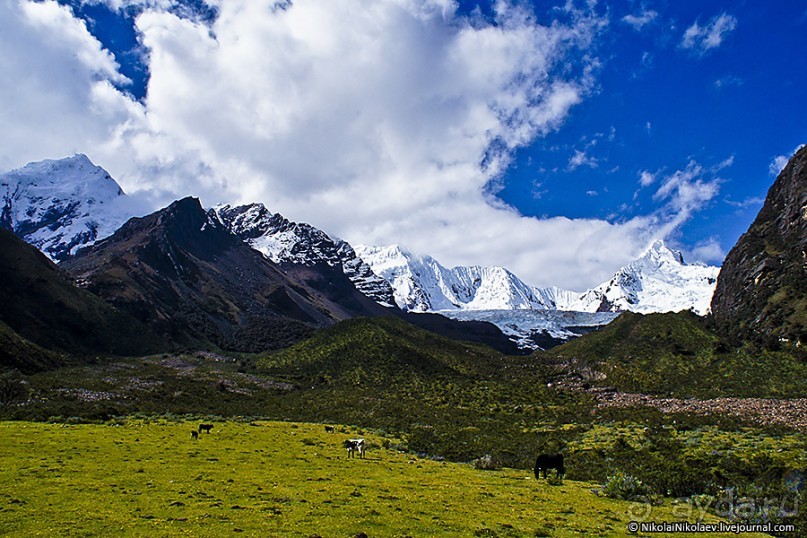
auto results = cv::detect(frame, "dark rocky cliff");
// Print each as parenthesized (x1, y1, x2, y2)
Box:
(711, 146, 807, 346)
(62, 197, 390, 352)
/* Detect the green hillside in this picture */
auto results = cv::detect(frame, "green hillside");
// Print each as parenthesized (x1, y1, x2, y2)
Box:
(0, 320, 70, 374)
(256, 316, 567, 465)
(258, 316, 511, 383)
(540, 311, 807, 398)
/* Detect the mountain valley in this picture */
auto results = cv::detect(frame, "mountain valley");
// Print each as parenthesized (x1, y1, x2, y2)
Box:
(1, 151, 806, 536)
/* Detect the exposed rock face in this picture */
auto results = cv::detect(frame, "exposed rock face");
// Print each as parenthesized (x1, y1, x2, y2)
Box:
(61, 197, 390, 352)
(711, 146, 807, 346)
(213, 203, 397, 307)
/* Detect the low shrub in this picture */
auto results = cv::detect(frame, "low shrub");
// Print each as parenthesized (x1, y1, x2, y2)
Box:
(474, 454, 500, 471)
(602, 471, 651, 500)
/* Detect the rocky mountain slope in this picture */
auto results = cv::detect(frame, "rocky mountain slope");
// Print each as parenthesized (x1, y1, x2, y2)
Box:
(0, 228, 169, 372)
(61, 197, 390, 352)
(0, 154, 131, 261)
(213, 203, 396, 307)
(711, 146, 807, 346)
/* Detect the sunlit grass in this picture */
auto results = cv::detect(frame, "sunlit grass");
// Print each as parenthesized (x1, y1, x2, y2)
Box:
(0, 420, 770, 537)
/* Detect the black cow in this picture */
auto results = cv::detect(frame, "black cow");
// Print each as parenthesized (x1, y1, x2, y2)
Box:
(534, 453, 564, 479)
(199, 423, 214, 434)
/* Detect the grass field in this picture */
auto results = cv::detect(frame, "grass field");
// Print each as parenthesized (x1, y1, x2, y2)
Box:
(0, 420, 773, 537)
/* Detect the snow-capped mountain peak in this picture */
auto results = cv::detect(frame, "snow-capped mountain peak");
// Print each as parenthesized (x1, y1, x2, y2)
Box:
(0, 154, 131, 260)
(356, 239, 720, 348)
(213, 203, 397, 307)
(354, 244, 554, 312)
(643, 239, 685, 264)
(356, 239, 719, 349)
(574, 240, 719, 315)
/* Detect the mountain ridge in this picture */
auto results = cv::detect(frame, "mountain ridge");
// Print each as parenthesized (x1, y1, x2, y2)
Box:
(355, 240, 719, 315)
(212, 203, 397, 307)
(61, 197, 391, 352)
(0, 155, 720, 351)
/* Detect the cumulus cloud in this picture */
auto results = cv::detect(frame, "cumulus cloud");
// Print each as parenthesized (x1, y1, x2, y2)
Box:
(0, 0, 142, 171)
(681, 13, 737, 54)
(686, 237, 725, 265)
(0, 0, 728, 290)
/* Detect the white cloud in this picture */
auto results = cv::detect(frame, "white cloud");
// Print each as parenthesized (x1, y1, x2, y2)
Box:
(769, 156, 789, 176)
(568, 149, 598, 170)
(0, 0, 728, 290)
(713, 155, 735, 171)
(621, 9, 657, 31)
(0, 0, 143, 171)
(652, 160, 722, 232)
(686, 237, 725, 266)
(724, 196, 764, 209)
(638, 170, 656, 187)
(681, 13, 737, 54)
(769, 145, 805, 176)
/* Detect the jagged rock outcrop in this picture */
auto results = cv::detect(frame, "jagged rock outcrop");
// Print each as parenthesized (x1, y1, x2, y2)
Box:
(711, 146, 807, 346)
(213, 203, 397, 307)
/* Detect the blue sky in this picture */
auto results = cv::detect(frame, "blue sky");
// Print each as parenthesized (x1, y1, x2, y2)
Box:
(495, 1, 807, 259)
(1, 0, 805, 290)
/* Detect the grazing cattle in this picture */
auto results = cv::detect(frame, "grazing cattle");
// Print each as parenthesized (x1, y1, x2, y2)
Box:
(344, 438, 365, 459)
(324, 426, 335, 434)
(534, 453, 565, 479)
(191, 430, 199, 440)
(199, 423, 214, 434)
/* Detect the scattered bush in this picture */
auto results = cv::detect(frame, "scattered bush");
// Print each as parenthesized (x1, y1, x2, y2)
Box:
(602, 471, 651, 501)
(474, 454, 500, 471)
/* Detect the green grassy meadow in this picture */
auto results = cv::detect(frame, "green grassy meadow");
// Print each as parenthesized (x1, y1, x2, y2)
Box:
(0, 420, 773, 538)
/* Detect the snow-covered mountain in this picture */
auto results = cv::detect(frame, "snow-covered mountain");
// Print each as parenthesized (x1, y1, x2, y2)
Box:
(356, 240, 719, 349)
(0, 154, 131, 261)
(212, 204, 397, 307)
(1, 155, 718, 352)
(353, 244, 556, 312)
(556, 240, 720, 315)
(356, 240, 719, 316)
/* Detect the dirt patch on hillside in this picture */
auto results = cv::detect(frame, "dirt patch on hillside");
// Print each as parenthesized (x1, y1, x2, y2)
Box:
(591, 388, 807, 431)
